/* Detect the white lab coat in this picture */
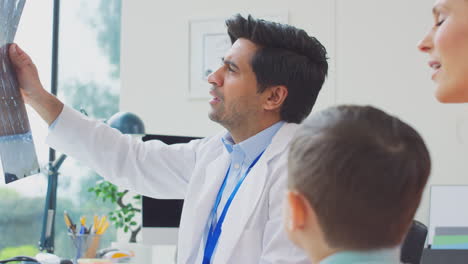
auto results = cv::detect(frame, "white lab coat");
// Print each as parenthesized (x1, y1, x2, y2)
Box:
(46, 105, 309, 264)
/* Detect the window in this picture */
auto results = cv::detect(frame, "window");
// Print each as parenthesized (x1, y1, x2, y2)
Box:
(0, 0, 53, 258)
(54, 0, 122, 258)
(0, 0, 122, 259)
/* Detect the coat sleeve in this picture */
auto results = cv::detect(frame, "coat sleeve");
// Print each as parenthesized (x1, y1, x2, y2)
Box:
(46, 105, 206, 199)
(259, 156, 311, 264)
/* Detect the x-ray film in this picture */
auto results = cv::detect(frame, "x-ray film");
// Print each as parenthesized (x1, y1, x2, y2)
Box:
(0, 0, 39, 183)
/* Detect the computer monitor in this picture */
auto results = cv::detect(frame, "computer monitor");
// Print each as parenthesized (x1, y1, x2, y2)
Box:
(141, 134, 201, 245)
(428, 185, 468, 248)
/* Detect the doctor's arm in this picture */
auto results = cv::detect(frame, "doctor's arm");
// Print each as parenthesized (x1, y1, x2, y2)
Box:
(46, 104, 204, 199)
(9, 43, 200, 199)
(260, 165, 310, 264)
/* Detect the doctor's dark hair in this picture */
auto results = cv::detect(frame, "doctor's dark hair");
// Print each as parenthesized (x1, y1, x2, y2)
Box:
(288, 105, 431, 250)
(225, 14, 328, 123)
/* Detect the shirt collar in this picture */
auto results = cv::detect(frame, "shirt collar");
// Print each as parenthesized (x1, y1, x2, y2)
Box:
(221, 121, 285, 162)
(320, 247, 400, 264)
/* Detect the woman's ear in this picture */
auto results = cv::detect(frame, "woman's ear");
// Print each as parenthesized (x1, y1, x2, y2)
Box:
(263, 85, 288, 112)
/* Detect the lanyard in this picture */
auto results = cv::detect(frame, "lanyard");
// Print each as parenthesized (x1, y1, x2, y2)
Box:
(202, 151, 265, 264)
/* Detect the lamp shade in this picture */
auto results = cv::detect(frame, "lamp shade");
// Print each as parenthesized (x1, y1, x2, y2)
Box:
(107, 112, 145, 134)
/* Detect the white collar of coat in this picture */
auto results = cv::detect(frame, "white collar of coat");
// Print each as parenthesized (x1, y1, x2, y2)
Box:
(178, 122, 300, 264)
(214, 122, 300, 263)
(215, 122, 300, 263)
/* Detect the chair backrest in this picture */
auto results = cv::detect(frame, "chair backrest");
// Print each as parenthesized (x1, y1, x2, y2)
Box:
(401, 220, 428, 264)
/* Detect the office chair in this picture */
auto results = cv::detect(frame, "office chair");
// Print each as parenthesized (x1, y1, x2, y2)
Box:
(401, 220, 428, 264)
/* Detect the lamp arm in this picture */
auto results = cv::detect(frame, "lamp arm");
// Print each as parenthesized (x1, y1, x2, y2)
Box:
(38, 154, 66, 252)
(38, 161, 59, 252)
(51, 153, 67, 172)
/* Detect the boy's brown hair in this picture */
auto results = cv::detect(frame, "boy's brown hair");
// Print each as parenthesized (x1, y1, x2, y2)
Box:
(288, 105, 431, 250)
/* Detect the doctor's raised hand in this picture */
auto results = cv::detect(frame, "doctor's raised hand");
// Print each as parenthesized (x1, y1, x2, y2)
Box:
(7, 14, 329, 264)
(9, 43, 64, 125)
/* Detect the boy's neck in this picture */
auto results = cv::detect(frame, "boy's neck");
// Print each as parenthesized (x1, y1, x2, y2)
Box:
(301, 238, 339, 264)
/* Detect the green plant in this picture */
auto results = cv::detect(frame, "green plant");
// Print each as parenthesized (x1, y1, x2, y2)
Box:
(88, 180, 141, 242)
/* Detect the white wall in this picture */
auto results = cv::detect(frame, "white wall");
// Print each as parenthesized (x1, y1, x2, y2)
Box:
(334, 0, 468, 223)
(120, 0, 336, 137)
(120, 0, 468, 226)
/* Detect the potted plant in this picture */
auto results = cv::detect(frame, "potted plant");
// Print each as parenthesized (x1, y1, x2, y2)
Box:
(88, 180, 141, 242)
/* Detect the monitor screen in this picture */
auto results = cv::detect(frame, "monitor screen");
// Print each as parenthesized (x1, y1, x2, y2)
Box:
(428, 185, 468, 247)
(141, 134, 201, 229)
(142, 197, 184, 228)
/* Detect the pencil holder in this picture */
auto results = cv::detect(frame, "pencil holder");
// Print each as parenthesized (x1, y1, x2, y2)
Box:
(68, 233, 101, 263)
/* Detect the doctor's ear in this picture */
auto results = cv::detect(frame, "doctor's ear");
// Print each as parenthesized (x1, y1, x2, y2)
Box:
(262, 85, 288, 112)
(286, 190, 308, 231)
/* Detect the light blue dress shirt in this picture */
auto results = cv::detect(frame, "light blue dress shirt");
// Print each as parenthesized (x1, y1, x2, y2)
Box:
(320, 248, 401, 264)
(215, 120, 284, 220)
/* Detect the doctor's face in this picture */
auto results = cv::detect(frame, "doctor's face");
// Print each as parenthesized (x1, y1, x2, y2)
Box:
(418, 0, 468, 103)
(207, 38, 264, 129)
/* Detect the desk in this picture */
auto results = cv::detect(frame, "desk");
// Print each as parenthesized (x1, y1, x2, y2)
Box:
(110, 242, 176, 264)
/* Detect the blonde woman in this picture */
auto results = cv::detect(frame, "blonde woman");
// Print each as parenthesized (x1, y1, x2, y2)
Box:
(418, 0, 468, 102)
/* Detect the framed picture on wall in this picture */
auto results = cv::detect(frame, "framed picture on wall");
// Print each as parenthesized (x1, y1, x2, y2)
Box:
(188, 12, 288, 99)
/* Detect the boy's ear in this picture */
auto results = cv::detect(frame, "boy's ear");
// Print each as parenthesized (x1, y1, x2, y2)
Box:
(287, 190, 308, 231)
(263, 85, 288, 111)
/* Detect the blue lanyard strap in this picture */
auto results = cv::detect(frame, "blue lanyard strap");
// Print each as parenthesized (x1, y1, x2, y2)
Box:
(202, 150, 265, 264)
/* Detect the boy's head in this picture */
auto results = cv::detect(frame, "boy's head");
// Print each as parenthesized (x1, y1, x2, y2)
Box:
(285, 105, 431, 259)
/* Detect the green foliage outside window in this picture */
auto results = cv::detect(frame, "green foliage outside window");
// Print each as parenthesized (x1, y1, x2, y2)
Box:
(0, 245, 39, 259)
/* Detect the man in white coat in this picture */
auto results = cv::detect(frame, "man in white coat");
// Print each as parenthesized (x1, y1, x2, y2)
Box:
(9, 14, 328, 264)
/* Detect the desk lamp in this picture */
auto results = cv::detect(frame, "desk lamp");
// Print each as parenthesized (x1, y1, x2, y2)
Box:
(39, 111, 145, 253)
(107, 112, 146, 135)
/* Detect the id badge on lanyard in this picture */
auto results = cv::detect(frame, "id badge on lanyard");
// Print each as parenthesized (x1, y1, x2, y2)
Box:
(202, 151, 264, 264)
